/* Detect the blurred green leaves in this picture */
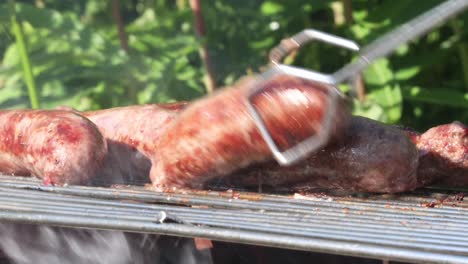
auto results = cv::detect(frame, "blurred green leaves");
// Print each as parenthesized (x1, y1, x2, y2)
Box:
(355, 58, 403, 123)
(402, 86, 468, 109)
(260, 2, 284, 15)
(0, 0, 204, 110)
(0, 0, 467, 130)
(347, 0, 468, 129)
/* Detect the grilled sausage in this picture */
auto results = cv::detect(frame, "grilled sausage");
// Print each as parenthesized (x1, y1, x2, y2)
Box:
(0, 110, 107, 185)
(405, 121, 468, 187)
(217, 116, 420, 194)
(151, 75, 350, 190)
(82, 103, 187, 186)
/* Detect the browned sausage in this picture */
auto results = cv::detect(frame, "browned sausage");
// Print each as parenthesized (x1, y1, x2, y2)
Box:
(406, 121, 468, 187)
(151, 75, 350, 190)
(0, 110, 107, 185)
(217, 116, 420, 194)
(82, 103, 187, 185)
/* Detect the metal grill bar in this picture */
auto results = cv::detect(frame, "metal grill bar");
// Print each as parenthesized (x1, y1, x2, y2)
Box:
(1, 186, 468, 239)
(0, 176, 467, 263)
(2, 188, 468, 250)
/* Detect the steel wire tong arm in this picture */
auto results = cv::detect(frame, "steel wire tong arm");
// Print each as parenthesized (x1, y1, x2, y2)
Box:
(245, 30, 359, 166)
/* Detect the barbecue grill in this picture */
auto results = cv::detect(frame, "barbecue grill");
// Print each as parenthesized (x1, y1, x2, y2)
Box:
(0, 175, 466, 264)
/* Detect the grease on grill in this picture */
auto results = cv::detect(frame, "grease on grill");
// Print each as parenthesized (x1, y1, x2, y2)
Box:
(420, 192, 466, 208)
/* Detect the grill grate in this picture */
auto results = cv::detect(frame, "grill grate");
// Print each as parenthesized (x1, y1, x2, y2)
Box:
(0, 175, 467, 264)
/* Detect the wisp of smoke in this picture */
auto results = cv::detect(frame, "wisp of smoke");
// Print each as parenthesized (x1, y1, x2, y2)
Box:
(0, 223, 160, 264)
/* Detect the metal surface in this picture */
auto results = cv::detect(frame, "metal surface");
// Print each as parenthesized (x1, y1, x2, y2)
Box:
(268, 29, 360, 65)
(246, 0, 468, 166)
(0, 176, 467, 263)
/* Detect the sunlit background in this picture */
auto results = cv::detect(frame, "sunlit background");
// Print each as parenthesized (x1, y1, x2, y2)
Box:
(0, 0, 467, 130)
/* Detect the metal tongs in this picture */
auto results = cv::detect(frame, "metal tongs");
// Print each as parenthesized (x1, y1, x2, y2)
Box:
(246, 0, 468, 166)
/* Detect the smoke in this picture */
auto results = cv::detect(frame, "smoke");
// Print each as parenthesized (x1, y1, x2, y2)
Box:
(0, 223, 160, 264)
(0, 223, 215, 264)
(91, 140, 152, 187)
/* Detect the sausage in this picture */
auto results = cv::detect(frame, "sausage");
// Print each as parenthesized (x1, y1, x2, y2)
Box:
(82, 103, 187, 186)
(0, 110, 107, 185)
(216, 119, 468, 193)
(406, 121, 468, 187)
(151, 75, 350, 189)
(216, 116, 420, 194)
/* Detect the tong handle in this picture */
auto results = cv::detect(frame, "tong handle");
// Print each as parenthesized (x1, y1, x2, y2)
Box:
(269, 29, 359, 65)
(333, 0, 468, 83)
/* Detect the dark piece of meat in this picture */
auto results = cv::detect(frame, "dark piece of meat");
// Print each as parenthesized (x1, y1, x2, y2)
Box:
(0, 110, 107, 185)
(404, 122, 468, 187)
(82, 103, 187, 186)
(217, 116, 420, 194)
(151, 75, 350, 190)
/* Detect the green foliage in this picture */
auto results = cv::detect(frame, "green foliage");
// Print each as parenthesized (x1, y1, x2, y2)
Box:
(0, 0, 467, 130)
(0, 0, 203, 110)
(347, 0, 468, 129)
(9, 0, 40, 109)
(358, 58, 403, 123)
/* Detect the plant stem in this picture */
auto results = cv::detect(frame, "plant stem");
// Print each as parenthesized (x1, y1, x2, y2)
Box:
(337, 0, 365, 101)
(450, 19, 468, 92)
(10, 1, 40, 109)
(341, 0, 353, 24)
(189, 0, 216, 94)
(111, 0, 137, 104)
(111, 0, 129, 53)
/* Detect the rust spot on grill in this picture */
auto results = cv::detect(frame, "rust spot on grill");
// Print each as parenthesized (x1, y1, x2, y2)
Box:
(421, 201, 437, 208)
(179, 198, 191, 204)
(420, 193, 467, 208)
